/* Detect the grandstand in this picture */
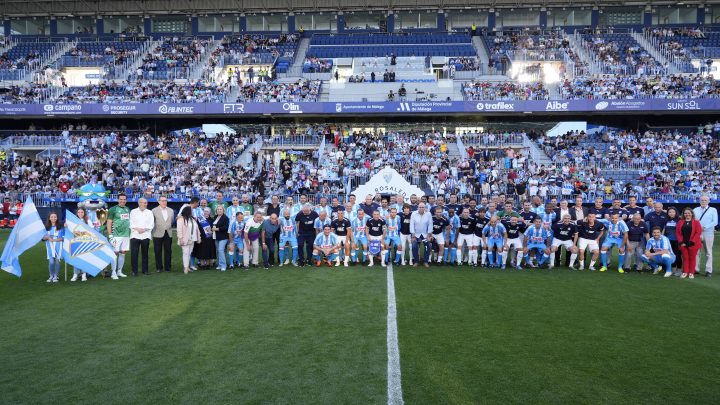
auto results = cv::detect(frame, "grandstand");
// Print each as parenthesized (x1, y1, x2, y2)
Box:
(0, 2, 719, 405)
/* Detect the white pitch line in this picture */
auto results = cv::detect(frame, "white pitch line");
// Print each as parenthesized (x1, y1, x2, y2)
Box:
(386, 263, 404, 405)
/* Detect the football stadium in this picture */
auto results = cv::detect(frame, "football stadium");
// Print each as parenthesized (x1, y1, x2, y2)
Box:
(0, 0, 719, 403)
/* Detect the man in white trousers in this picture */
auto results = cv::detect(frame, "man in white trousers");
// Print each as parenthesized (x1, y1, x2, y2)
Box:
(693, 195, 718, 277)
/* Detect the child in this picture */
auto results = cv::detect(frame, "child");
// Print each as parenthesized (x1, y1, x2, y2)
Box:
(44, 212, 64, 283)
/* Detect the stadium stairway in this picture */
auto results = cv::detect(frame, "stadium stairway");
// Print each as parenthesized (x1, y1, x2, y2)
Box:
(445, 141, 462, 158)
(566, 32, 601, 74)
(126, 38, 164, 79)
(471, 36, 490, 70)
(527, 137, 553, 167)
(236, 136, 264, 168)
(631, 32, 677, 74)
(288, 37, 311, 76)
(189, 38, 224, 81)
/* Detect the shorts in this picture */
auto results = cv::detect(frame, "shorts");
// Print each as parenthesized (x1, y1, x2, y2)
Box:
(551, 239, 574, 250)
(507, 237, 523, 251)
(431, 232, 445, 245)
(457, 233, 475, 248)
(602, 238, 624, 249)
(473, 235, 484, 247)
(280, 236, 298, 248)
(527, 243, 547, 252)
(354, 235, 368, 246)
(336, 235, 348, 246)
(486, 238, 504, 249)
(385, 235, 402, 247)
(231, 238, 245, 250)
(368, 234, 383, 243)
(578, 238, 599, 252)
(111, 236, 130, 252)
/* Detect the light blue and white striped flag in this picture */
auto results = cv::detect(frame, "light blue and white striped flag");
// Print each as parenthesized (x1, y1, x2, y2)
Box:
(0, 197, 47, 277)
(62, 210, 116, 276)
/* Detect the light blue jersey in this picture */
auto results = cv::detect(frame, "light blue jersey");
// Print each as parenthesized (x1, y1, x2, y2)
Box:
(45, 226, 64, 259)
(314, 233, 338, 248)
(229, 218, 246, 247)
(540, 212, 557, 227)
(314, 217, 332, 233)
(600, 219, 628, 247)
(280, 217, 297, 239)
(646, 236, 674, 259)
(226, 205, 244, 221)
(352, 216, 369, 243)
(524, 225, 552, 248)
(448, 214, 460, 241)
(315, 205, 332, 217)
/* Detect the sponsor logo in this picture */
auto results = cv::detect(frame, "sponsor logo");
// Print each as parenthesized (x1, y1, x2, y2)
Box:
(43, 105, 82, 114)
(594, 101, 609, 110)
(102, 105, 110, 112)
(282, 102, 303, 113)
(475, 101, 515, 111)
(397, 102, 412, 112)
(223, 103, 245, 113)
(158, 104, 194, 114)
(545, 101, 569, 111)
(666, 100, 701, 110)
(335, 103, 343, 113)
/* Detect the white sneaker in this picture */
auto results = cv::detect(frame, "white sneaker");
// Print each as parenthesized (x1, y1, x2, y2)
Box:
(284, 259, 290, 265)
(663, 272, 672, 278)
(70, 274, 78, 282)
(52, 277, 59, 283)
(81, 273, 87, 282)
(344, 261, 349, 267)
(117, 272, 127, 278)
(368, 262, 374, 267)
(111, 273, 119, 280)
(46, 277, 53, 283)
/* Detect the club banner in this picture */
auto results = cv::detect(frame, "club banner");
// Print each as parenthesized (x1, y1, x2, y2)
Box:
(0, 99, 717, 116)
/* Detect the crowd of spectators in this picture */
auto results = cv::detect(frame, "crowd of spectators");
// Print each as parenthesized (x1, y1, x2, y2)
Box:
(303, 58, 333, 73)
(489, 30, 569, 60)
(448, 57, 478, 71)
(53, 80, 229, 104)
(135, 37, 212, 80)
(558, 74, 720, 99)
(462, 81, 549, 101)
(0, 126, 259, 198)
(583, 35, 666, 75)
(0, 84, 52, 104)
(66, 44, 141, 66)
(211, 34, 297, 66)
(0, 50, 43, 72)
(0, 122, 718, 205)
(536, 127, 720, 199)
(236, 79, 321, 103)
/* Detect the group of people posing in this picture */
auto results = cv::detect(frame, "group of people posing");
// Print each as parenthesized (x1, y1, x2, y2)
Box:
(44, 192, 718, 282)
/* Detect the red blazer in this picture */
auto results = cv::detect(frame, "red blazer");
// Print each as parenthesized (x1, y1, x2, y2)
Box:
(675, 219, 702, 247)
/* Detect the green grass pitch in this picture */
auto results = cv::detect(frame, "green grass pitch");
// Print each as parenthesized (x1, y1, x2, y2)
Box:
(0, 232, 718, 404)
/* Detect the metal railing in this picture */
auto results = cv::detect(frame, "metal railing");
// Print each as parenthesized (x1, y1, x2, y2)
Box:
(461, 133, 526, 147)
(264, 134, 323, 147)
(506, 49, 567, 61)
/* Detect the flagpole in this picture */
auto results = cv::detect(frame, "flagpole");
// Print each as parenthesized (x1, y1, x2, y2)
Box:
(64, 261, 67, 282)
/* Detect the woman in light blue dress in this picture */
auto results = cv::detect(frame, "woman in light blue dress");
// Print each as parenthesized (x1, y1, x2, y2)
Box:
(43, 212, 64, 283)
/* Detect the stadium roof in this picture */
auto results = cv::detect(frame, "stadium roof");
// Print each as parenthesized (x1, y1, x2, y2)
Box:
(1, 0, 718, 18)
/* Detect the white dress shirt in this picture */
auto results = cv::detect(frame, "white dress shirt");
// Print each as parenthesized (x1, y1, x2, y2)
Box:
(130, 208, 155, 240)
(693, 205, 718, 232)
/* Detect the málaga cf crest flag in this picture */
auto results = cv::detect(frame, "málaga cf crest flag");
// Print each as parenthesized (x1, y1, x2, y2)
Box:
(62, 210, 116, 276)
